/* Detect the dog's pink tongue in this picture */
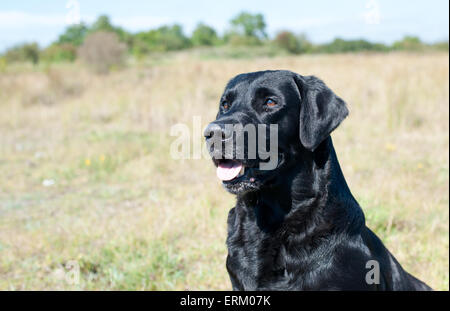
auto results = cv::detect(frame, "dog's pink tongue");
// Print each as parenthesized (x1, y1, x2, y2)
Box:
(217, 161, 242, 181)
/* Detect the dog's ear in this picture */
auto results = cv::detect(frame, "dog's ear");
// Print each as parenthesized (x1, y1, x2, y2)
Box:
(293, 74, 349, 151)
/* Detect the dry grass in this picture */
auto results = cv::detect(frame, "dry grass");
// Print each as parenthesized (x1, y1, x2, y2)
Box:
(0, 52, 448, 290)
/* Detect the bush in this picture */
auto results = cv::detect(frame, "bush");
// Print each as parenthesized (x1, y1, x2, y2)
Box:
(41, 43, 77, 63)
(57, 23, 89, 46)
(317, 38, 388, 53)
(3, 42, 40, 64)
(89, 15, 133, 48)
(225, 12, 267, 46)
(431, 41, 449, 51)
(274, 31, 312, 54)
(132, 24, 190, 55)
(191, 23, 219, 46)
(78, 31, 127, 74)
(225, 34, 262, 46)
(392, 36, 425, 51)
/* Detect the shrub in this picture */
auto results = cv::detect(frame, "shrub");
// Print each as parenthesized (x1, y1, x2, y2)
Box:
(225, 12, 267, 46)
(274, 31, 312, 54)
(41, 43, 77, 63)
(57, 23, 89, 46)
(78, 31, 126, 74)
(317, 38, 388, 53)
(89, 15, 133, 48)
(392, 36, 425, 51)
(132, 25, 190, 54)
(3, 42, 40, 64)
(229, 12, 266, 39)
(225, 34, 262, 46)
(191, 23, 219, 46)
(431, 41, 449, 51)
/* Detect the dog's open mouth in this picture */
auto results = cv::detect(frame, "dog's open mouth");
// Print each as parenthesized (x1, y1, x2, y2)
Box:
(215, 153, 284, 184)
(216, 160, 245, 181)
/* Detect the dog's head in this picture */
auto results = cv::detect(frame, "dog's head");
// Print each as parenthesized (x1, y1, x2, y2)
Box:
(204, 70, 348, 194)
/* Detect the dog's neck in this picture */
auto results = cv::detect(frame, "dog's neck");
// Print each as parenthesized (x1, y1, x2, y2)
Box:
(237, 137, 364, 236)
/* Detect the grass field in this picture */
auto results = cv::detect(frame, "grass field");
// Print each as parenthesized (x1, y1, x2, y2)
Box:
(0, 52, 448, 290)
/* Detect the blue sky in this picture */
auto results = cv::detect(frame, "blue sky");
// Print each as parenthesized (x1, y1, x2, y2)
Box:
(0, 0, 448, 51)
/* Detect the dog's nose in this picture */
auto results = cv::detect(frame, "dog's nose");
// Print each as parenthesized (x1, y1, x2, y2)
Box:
(204, 123, 233, 141)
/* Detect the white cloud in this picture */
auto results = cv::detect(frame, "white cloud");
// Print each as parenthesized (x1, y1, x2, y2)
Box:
(0, 10, 99, 29)
(267, 16, 359, 37)
(0, 11, 67, 28)
(112, 16, 173, 30)
(0, 10, 199, 34)
(112, 16, 204, 34)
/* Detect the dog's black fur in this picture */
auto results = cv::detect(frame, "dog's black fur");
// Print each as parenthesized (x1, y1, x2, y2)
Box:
(204, 70, 432, 291)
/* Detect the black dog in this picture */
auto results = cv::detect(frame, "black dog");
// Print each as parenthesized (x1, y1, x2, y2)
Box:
(204, 70, 432, 291)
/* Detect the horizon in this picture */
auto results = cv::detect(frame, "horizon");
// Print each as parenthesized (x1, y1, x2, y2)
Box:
(0, 0, 449, 52)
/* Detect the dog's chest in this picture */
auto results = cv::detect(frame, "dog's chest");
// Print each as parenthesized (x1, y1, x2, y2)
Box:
(226, 206, 288, 290)
(225, 205, 341, 290)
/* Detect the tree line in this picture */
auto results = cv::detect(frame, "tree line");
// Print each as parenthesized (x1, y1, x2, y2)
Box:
(1, 12, 448, 66)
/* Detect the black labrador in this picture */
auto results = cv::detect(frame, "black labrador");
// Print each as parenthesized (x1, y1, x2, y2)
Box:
(204, 70, 432, 291)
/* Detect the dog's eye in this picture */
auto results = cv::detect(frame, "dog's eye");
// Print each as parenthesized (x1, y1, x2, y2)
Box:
(265, 99, 277, 107)
(222, 102, 231, 110)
